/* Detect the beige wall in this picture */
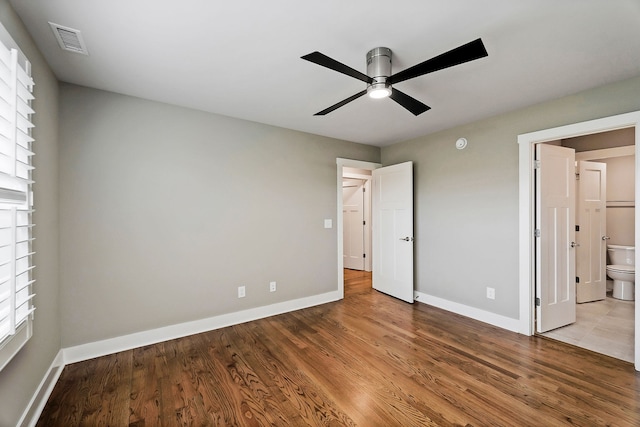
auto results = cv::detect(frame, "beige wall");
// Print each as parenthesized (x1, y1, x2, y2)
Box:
(0, 1, 60, 426)
(59, 84, 380, 347)
(599, 155, 635, 247)
(565, 129, 636, 248)
(602, 155, 635, 202)
(382, 74, 640, 320)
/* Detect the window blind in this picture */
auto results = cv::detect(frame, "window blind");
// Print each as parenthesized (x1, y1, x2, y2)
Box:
(0, 35, 35, 371)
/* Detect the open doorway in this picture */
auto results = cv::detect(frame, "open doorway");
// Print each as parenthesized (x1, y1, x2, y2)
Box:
(336, 159, 381, 299)
(336, 158, 415, 303)
(518, 110, 640, 371)
(342, 167, 372, 272)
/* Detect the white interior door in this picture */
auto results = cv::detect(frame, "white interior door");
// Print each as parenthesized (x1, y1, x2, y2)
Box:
(536, 144, 576, 333)
(372, 161, 414, 303)
(343, 180, 365, 270)
(576, 161, 607, 303)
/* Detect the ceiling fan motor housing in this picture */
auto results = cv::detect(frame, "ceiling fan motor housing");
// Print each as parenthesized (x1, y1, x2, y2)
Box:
(366, 47, 391, 95)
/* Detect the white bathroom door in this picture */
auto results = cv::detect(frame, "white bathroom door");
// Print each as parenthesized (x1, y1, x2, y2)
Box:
(343, 180, 365, 270)
(536, 144, 576, 333)
(576, 161, 607, 303)
(372, 161, 414, 303)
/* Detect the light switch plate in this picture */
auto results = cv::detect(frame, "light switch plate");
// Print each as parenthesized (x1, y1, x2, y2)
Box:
(324, 219, 332, 229)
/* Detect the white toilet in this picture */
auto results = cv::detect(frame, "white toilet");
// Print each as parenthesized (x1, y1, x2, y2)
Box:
(606, 244, 635, 301)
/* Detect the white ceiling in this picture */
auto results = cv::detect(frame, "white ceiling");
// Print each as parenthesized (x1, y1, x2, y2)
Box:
(9, 0, 640, 147)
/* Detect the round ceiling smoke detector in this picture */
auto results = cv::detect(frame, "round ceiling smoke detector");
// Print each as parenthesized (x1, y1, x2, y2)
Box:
(456, 138, 468, 150)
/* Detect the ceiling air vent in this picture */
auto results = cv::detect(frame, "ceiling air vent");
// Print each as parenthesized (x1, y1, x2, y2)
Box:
(49, 22, 89, 55)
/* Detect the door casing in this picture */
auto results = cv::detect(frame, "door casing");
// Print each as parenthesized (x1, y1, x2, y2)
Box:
(518, 110, 640, 371)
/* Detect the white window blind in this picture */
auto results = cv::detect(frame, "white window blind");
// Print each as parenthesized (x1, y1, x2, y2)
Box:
(0, 33, 35, 372)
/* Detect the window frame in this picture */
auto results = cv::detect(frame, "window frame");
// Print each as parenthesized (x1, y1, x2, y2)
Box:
(0, 23, 35, 372)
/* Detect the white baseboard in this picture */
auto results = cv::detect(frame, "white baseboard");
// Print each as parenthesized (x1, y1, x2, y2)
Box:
(19, 350, 65, 427)
(63, 290, 341, 364)
(414, 291, 520, 333)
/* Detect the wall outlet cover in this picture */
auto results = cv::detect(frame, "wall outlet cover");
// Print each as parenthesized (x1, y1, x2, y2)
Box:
(486, 287, 495, 300)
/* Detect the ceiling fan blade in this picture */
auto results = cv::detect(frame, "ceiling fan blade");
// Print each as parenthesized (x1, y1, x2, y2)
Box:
(314, 90, 367, 115)
(389, 88, 431, 116)
(302, 51, 372, 84)
(388, 38, 488, 85)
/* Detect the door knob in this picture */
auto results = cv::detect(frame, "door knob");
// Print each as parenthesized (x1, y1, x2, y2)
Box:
(571, 241, 580, 248)
(399, 237, 414, 242)
(602, 236, 610, 241)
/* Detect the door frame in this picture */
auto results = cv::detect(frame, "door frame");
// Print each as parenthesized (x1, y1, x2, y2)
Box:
(518, 110, 640, 371)
(336, 158, 381, 298)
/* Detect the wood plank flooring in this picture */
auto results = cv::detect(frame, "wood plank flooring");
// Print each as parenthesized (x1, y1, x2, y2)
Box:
(38, 269, 640, 426)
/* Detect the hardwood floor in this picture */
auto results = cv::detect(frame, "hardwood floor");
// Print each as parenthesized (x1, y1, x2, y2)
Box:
(38, 269, 640, 426)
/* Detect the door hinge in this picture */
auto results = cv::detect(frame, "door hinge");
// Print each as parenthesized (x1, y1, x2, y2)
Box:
(576, 225, 580, 232)
(576, 276, 580, 283)
(534, 229, 541, 238)
(363, 253, 366, 258)
(533, 160, 541, 169)
(363, 220, 366, 225)
(362, 187, 366, 192)
(575, 172, 580, 180)
(535, 297, 541, 306)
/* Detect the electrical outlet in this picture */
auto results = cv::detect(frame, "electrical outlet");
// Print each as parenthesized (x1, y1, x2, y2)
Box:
(238, 286, 246, 298)
(486, 287, 495, 300)
(269, 281, 277, 292)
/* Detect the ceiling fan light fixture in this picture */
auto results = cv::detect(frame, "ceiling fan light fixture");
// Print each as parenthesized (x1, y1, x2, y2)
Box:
(368, 83, 391, 99)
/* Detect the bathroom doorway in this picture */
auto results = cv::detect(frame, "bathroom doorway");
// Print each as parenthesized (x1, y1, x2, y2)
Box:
(518, 110, 640, 371)
(539, 129, 635, 362)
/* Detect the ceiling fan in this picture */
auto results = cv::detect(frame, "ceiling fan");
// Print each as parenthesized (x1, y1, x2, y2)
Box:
(301, 38, 488, 116)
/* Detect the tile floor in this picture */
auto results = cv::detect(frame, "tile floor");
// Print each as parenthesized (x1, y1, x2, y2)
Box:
(541, 291, 635, 363)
